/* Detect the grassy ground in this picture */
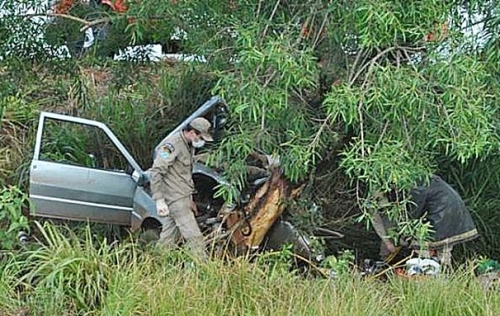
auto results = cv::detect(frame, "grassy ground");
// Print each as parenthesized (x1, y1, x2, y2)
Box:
(0, 222, 498, 316)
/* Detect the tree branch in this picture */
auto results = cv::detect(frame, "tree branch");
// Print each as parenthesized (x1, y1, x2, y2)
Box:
(21, 13, 90, 25)
(349, 45, 425, 86)
(312, 0, 333, 49)
(79, 17, 111, 32)
(349, 46, 396, 86)
(260, 0, 281, 43)
(18, 12, 113, 32)
(308, 114, 332, 153)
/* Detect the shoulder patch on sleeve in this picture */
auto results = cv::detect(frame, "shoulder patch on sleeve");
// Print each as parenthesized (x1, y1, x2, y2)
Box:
(160, 143, 175, 158)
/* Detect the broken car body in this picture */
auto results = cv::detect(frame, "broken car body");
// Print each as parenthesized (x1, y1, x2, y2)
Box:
(28, 96, 313, 261)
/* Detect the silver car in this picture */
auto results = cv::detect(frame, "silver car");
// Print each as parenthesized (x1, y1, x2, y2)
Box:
(28, 96, 313, 261)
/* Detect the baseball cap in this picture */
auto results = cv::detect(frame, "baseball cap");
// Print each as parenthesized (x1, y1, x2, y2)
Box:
(189, 117, 214, 141)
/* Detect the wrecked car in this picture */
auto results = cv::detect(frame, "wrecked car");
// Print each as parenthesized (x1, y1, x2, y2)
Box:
(28, 96, 313, 262)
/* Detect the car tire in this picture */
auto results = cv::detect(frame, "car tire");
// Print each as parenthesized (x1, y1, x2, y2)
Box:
(139, 227, 160, 245)
(262, 220, 313, 263)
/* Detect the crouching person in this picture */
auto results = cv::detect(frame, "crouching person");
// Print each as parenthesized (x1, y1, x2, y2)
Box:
(150, 117, 214, 260)
(371, 175, 478, 266)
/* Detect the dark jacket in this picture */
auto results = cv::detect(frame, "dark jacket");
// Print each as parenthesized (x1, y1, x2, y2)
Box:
(408, 175, 478, 247)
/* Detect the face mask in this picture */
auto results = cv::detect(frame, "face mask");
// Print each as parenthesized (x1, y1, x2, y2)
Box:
(192, 139, 205, 148)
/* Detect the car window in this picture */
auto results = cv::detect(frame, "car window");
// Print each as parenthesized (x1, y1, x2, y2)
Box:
(39, 118, 129, 172)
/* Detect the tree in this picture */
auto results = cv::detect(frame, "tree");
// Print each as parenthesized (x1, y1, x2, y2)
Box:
(2, 0, 500, 249)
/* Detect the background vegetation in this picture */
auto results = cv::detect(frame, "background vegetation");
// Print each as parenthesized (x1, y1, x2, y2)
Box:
(1, 0, 500, 313)
(0, 222, 499, 315)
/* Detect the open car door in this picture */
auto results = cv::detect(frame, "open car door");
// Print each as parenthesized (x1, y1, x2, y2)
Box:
(29, 112, 145, 226)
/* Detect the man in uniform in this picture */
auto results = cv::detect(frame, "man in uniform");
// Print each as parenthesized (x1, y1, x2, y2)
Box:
(149, 117, 213, 259)
(371, 175, 478, 266)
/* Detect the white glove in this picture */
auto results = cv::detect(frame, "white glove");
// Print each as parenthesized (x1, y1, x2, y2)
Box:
(156, 199, 169, 217)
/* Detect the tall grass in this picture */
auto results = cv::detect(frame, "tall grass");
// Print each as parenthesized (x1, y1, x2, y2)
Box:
(387, 274, 500, 316)
(0, 222, 499, 316)
(0, 94, 38, 187)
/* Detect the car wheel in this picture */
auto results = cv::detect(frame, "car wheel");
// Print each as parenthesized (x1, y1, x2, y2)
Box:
(262, 220, 313, 263)
(139, 227, 160, 245)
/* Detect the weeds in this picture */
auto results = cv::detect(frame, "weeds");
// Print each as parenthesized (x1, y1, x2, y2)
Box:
(0, 186, 30, 250)
(1, 222, 498, 316)
(321, 249, 356, 276)
(12, 222, 138, 312)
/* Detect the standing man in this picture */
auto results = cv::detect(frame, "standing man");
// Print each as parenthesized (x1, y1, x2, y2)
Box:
(371, 175, 478, 266)
(150, 117, 213, 259)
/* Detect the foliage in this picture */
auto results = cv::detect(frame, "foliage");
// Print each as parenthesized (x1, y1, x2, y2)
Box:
(321, 249, 356, 276)
(288, 201, 325, 234)
(1, 229, 499, 315)
(476, 257, 500, 275)
(256, 243, 296, 280)
(320, 0, 500, 241)
(11, 221, 137, 311)
(0, 0, 53, 60)
(0, 92, 39, 187)
(0, 186, 30, 250)
(1, 0, 500, 254)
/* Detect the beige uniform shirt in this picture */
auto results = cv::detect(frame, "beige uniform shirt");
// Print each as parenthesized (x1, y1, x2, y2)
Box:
(150, 132, 195, 203)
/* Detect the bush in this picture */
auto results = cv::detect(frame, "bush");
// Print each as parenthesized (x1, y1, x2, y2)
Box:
(13, 221, 137, 311)
(0, 186, 30, 250)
